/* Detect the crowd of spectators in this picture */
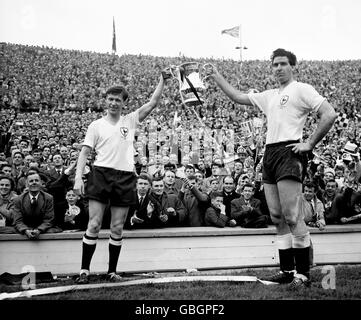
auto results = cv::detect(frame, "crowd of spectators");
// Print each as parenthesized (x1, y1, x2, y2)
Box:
(0, 43, 361, 237)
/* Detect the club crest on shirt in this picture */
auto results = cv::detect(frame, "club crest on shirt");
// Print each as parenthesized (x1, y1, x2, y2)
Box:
(280, 95, 289, 107)
(120, 127, 129, 138)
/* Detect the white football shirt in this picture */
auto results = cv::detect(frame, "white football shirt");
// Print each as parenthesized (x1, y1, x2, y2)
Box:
(248, 81, 325, 144)
(83, 111, 139, 171)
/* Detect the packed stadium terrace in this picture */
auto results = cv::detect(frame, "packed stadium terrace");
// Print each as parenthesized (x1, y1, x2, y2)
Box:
(0, 42, 361, 232)
(1, 43, 360, 137)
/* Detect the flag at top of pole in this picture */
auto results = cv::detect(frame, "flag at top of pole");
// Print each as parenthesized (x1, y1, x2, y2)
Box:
(221, 25, 240, 38)
(112, 17, 117, 54)
(221, 25, 244, 66)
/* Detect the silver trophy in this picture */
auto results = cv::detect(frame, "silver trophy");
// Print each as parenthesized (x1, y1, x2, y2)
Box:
(164, 62, 233, 162)
(168, 62, 208, 107)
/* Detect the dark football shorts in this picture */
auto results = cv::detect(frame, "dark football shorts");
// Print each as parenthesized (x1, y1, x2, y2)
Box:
(87, 166, 136, 206)
(262, 140, 308, 184)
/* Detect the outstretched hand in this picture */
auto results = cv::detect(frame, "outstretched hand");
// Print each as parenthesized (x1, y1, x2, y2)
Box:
(181, 178, 193, 191)
(161, 66, 176, 81)
(131, 214, 144, 225)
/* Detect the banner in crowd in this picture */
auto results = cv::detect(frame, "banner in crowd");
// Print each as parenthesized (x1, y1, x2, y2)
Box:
(335, 112, 349, 129)
(236, 120, 254, 137)
(253, 117, 263, 129)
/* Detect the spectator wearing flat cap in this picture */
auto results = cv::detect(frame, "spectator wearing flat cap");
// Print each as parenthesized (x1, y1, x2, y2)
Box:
(236, 146, 248, 165)
(342, 142, 361, 182)
(323, 167, 336, 183)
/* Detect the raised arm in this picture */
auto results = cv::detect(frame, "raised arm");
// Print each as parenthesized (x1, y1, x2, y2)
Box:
(204, 63, 253, 110)
(138, 75, 165, 123)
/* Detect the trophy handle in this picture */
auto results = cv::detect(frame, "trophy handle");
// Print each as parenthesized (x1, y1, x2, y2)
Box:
(169, 65, 180, 81)
(161, 65, 178, 81)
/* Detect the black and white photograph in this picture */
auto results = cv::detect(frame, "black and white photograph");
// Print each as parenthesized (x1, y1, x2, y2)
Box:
(0, 0, 360, 313)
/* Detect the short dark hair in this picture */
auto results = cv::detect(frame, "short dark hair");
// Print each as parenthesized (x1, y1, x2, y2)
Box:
(152, 176, 164, 184)
(211, 162, 221, 169)
(240, 174, 249, 181)
(303, 180, 317, 191)
(105, 85, 129, 101)
(271, 48, 297, 66)
(52, 153, 62, 158)
(164, 162, 176, 170)
(0, 174, 15, 190)
(20, 139, 29, 146)
(326, 179, 338, 188)
(137, 173, 152, 184)
(13, 151, 24, 158)
(209, 191, 223, 200)
(242, 182, 255, 191)
(209, 177, 219, 184)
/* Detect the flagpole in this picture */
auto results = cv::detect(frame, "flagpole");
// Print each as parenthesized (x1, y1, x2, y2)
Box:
(112, 16, 116, 55)
(239, 24, 242, 71)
